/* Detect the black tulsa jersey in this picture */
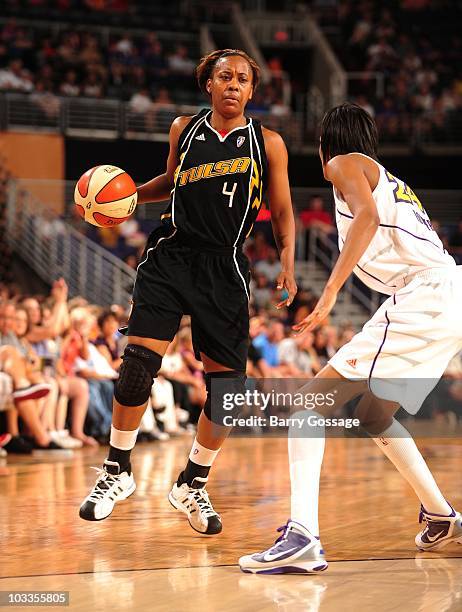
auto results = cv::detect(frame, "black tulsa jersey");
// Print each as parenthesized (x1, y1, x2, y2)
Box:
(164, 108, 268, 247)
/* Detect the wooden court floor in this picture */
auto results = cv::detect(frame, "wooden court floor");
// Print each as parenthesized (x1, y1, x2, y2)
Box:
(2, 432, 462, 611)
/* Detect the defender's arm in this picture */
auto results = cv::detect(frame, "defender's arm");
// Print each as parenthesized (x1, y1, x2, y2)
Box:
(294, 155, 379, 333)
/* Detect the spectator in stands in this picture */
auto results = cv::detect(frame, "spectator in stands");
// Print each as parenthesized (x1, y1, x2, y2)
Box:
(299, 194, 334, 235)
(168, 44, 195, 76)
(58, 307, 97, 445)
(82, 72, 103, 98)
(144, 37, 168, 82)
(338, 325, 356, 347)
(160, 336, 205, 423)
(323, 324, 339, 359)
(57, 31, 80, 67)
(270, 97, 290, 118)
(129, 87, 154, 130)
(114, 33, 134, 58)
(252, 272, 273, 311)
(253, 319, 285, 368)
(151, 87, 176, 129)
(312, 327, 333, 368)
(22, 278, 70, 347)
(107, 61, 127, 99)
(246, 231, 271, 264)
(129, 65, 148, 92)
(59, 69, 80, 97)
(14, 304, 82, 449)
(0, 302, 62, 451)
(278, 329, 320, 376)
(31, 80, 61, 120)
(254, 247, 282, 284)
(0, 59, 33, 92)
(93, 309, 122, 371)
(79, 34, 103, 67)
(247, 316, 272, 378)
(70, 308, 116, 440)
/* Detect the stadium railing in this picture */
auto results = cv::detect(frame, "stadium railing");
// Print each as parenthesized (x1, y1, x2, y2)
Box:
(2, 92, 461, 153)
(6, 179, 136, 307)
(0, 93, 303, 148)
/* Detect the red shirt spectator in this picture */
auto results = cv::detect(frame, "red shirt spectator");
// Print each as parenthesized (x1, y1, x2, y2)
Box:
(299, 195, 334, 232)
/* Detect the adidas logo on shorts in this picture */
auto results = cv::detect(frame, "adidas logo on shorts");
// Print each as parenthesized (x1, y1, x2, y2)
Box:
(346, 358, 357, 368)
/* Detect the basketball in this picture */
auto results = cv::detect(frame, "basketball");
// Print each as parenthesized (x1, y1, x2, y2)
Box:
(74, 165, 137, 227)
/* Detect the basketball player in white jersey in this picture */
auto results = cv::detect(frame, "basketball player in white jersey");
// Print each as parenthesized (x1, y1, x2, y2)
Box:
(239, 103, 462, 574)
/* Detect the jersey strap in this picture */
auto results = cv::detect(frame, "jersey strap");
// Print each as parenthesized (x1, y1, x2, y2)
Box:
(178, 108, 211, 150)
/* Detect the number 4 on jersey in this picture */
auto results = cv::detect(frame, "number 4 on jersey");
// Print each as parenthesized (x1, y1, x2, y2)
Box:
(222, 182, 237, 208)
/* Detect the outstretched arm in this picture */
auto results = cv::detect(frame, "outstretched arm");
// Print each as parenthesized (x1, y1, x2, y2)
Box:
(264, 129, 297, 308)
(136, 116, 191, 205)
(294, 155, 380, 334)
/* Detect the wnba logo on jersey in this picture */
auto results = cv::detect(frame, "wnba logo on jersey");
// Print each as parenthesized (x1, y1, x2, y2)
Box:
(177, 157, 251, 186)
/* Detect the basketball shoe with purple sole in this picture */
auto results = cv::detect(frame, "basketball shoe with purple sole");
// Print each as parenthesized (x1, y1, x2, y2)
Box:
(239, 520, 328, 574)
(415, 504, 462, 551)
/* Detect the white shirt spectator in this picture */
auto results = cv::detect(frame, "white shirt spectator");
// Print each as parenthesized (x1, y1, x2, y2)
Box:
(168, 46, 195, 75)
(75, 343, 118, 379)
(255, 259, 282, 283)
(129, 91, 152, 114)
(115, 36, 133, 56)
(278, 338, 314, 374)
(0, 68, 33, 92)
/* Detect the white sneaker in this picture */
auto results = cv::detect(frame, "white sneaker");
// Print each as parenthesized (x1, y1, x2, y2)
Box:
(50, 430, 83, 449)
(239, 520, 328, 574)
(168, 477, 222, 534)
(416, 504, 462, 551)
(79, 460, 136, 521)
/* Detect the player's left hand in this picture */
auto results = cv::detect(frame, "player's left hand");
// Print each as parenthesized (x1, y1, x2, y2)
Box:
(275, 271, 298, 309)
(292, 285, 338, 334)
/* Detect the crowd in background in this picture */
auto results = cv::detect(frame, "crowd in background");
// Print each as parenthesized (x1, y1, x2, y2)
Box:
(0, 19, 200, 107)
(315, 0, 462, 142)
(0, 18, 291, 129)
(1, 2, 462, 144)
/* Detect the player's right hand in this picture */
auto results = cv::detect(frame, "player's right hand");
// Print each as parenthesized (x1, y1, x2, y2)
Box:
(275, 270, 297, 309)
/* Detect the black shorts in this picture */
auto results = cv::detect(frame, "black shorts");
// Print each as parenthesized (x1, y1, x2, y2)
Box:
(127, 227, 250, 371)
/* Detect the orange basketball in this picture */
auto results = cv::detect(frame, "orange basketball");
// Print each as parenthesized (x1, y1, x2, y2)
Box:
(74, 165, 138, 227)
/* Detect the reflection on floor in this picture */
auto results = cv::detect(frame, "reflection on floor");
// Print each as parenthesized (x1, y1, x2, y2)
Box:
(2, 435, 461, 611)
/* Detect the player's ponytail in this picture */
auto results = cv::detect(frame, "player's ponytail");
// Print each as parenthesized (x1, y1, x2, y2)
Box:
(196, 49, 260, 94)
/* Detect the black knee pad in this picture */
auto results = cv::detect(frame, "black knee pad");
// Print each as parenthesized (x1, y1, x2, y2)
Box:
(204, 370, 247, 425)
(114, 344, 162, 407)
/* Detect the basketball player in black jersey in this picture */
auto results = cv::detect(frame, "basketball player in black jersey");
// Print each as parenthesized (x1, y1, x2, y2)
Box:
(79, 49, 297, 533)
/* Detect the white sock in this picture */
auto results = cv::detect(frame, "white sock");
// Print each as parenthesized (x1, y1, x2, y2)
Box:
(372, 419, 451, 515)
(189, 438, 220, 466)
(288, 414, 325, 537)
(110, 425, 139, 451)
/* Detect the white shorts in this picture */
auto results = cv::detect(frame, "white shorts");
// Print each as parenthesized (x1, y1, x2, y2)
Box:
(329, 266, 462, 414)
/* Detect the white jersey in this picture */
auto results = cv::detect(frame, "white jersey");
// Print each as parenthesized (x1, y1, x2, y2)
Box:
(333, 153, 456, 295)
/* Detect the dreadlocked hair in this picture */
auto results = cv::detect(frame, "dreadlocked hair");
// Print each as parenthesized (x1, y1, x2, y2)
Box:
(320, 103, 379, 163)
(196, 49, 260, 94)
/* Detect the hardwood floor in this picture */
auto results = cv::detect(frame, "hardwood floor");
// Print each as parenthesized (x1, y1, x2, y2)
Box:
(1, 434, 461, 611)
